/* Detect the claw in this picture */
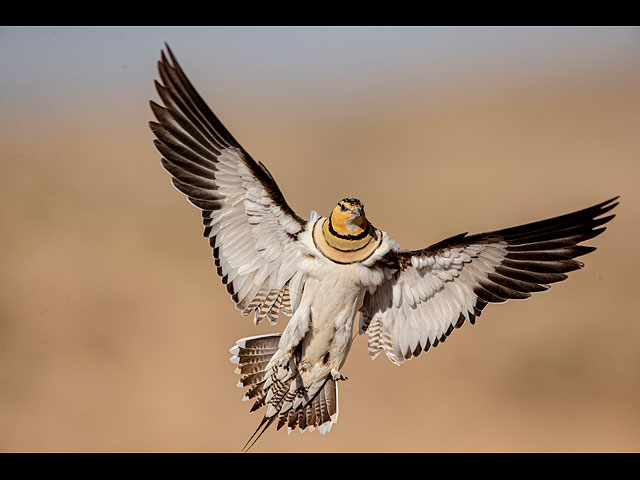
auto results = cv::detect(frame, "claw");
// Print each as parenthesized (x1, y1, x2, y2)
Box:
(331, 370, 348, 381)
(278, 358, 290, 369)
(276, 352, 292, 370)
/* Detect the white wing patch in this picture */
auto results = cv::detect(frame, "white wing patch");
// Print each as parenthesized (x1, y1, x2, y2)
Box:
(364, 239, 509, 364)
(150, 46, 306, 325)
(362, 198, 618, 365)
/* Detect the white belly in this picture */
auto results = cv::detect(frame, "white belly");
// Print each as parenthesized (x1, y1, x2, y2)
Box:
(299, 272, 366, 370)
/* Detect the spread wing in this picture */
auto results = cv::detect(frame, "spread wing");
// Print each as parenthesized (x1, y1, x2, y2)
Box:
(150, 45, 306, 325)
(361, 197, 619, 365)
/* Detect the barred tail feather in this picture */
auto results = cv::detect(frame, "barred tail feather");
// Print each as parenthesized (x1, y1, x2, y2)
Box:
(279, 378, 338, 435)
(229, 334, 281, 412)
(229, 333, 339, 451)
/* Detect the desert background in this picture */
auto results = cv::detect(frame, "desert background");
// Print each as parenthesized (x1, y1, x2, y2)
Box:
(1, 26, 639, 452)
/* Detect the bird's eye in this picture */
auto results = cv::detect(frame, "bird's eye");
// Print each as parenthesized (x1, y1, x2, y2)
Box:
(339, 204, 347, 212)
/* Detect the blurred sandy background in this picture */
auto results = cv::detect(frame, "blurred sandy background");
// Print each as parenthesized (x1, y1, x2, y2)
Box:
(1, 26, 639, 452)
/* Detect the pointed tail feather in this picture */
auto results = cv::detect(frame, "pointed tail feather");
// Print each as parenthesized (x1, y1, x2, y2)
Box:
(242, 415, 277, 453)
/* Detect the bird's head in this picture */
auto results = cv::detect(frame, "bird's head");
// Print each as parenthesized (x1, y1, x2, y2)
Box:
(329, 198, 369, 237)
(316, 197, 381, 260)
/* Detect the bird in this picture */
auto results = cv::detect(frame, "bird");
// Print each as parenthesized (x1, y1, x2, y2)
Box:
(149, 44, 618, 451)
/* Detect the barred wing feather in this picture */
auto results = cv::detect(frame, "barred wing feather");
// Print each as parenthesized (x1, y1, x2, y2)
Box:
(362, 197, 618, 365)
(150, 45, 306, 325)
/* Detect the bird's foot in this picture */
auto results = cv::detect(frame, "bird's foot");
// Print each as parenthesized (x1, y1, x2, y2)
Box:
(299, 361, 313, 372)
(276, 352, 292, 370)
(331, 370, 348, 381)
(271, 352, 293, 380)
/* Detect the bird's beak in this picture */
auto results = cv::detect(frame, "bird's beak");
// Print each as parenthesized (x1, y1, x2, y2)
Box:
(352, 208, 367, 229)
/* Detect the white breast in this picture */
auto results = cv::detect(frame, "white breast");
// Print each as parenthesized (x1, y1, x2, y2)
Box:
(290, 215, 396, 370)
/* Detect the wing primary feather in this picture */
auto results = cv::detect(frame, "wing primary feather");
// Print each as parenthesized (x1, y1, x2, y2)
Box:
(486, 271, 549, 293)
(162, 43, 241, 149)
(158, 54, 231, 152)
(152, 45, 305, 321)
(150, 116, 221, 160)
(492, 197, 618, 239)
(150, 100, 222, 157)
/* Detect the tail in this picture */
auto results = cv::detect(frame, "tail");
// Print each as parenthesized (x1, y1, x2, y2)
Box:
(229, 334, 339, 451)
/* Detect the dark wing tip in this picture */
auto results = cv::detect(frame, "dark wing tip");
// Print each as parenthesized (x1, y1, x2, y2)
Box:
(595, 196, 620, 215)
(148, 99, 166, 118)
(163, 42, 177, 64)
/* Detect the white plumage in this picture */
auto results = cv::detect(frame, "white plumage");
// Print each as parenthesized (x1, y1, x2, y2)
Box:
(150, 45, 618, 451)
